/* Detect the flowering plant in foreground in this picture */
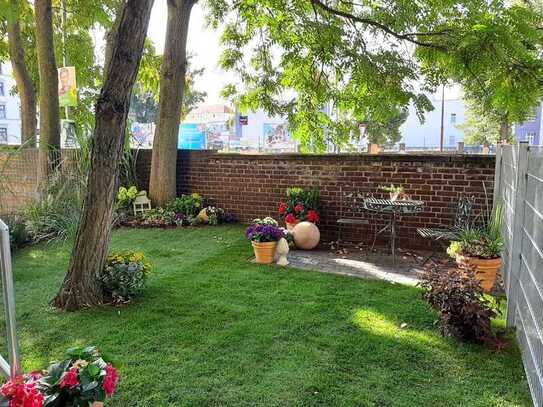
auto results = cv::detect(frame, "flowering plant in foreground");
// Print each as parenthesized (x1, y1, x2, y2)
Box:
(1, 346, 119, 407)
(245, 218, 286, 242)
(278, 187, 321, 224)
(0, 372, 44, 406)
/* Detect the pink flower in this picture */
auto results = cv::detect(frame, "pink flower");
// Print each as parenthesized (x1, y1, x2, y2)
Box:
(59, 367, 79, 389)
(103, 364, 118, 396)
(294, 204, 304, 214)
(307, 210, 320, 223)
(285, 213, 297, 224)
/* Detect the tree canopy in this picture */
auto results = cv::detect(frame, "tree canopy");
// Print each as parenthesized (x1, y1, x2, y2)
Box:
(207, 0, 543, 149)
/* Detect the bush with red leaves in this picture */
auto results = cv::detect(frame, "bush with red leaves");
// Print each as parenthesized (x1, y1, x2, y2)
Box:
(419, 266, 502, 347)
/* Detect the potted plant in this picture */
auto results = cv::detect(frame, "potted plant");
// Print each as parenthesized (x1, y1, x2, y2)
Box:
(380, 184, 407, 201)
(0, 346, 119, 407)
(245, 217, 286, 264)
(278, 187, 320, 231)
(447, 204, 504, 292)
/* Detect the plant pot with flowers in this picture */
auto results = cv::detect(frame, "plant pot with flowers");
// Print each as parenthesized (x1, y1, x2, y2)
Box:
(246, 217, 287, 264)
(380, 184, 408, 202)
(0, 346, 119, 407)
(278, 187, 321, 231)
(447, 204, 504, 293)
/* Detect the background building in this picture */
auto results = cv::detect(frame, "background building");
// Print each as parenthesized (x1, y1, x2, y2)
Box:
(0, 63, 22, 145)
(514, 102, 542, 145)
(400, 94, 466, 149)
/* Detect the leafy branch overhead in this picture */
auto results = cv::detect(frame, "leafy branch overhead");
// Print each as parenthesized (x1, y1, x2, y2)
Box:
(208, 0, 543, 149)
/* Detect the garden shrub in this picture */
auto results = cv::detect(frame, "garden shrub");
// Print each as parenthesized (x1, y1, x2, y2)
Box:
(99, 251, 152, 301)
(419, 265, 501, 347)
(3, 215, 30, 249)
(165, 193, 202, 217)
(116, 185, 139, 210)
(24, 172, 84, 242)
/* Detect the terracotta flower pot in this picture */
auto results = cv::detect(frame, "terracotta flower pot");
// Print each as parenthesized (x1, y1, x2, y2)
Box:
(285, 219, 300, 232)
(456, 255, 502, 293)
(252, 241, 278, 264)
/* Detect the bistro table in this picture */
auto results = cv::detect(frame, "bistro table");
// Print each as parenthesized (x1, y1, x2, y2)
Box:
(362, 197, 425, 264)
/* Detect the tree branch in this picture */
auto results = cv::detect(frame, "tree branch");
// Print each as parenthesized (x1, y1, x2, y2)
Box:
(310, 0, 448, 50)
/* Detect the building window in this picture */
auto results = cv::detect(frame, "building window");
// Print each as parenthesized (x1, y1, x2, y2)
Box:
(0, 127, 7, 143)
(526, 132, 536, 145)
(0, 104, 5, 119)
(0, 82, 4, 96)
(449, 134, 456, 146)
(450, 113, 457, 124)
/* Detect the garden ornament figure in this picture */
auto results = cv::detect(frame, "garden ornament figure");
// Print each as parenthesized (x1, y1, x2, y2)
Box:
(276, 237, 290, 266)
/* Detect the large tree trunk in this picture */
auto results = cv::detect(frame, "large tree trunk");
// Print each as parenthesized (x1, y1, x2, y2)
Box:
(52, 0, 154, 311)
(35, 0, 61, 181)
(149, 0, 195, 207)
(7, 0, 37, 148)
(500, 117, 510, 143)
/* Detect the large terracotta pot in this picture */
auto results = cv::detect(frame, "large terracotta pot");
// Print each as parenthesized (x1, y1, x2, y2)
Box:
(456, 255, 502, 292)
(285, 219, 300, 232)
(252, 241, 277, 264)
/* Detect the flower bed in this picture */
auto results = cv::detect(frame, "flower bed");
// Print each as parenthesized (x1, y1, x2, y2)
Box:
(116, 191, 236, 229)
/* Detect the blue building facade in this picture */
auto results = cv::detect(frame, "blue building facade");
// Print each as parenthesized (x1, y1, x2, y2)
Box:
(514, 103, 542, 145)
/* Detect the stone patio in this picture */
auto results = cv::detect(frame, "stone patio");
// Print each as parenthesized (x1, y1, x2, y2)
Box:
(285, 246, 439, 285)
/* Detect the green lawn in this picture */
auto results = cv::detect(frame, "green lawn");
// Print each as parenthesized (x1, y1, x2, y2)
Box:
(4, 226, 531, 406)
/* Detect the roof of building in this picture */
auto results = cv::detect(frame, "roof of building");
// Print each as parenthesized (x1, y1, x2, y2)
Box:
(192, 104, 233, 114)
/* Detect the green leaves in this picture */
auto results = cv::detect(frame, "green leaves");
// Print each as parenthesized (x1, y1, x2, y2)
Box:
(207, 0, 543, 149)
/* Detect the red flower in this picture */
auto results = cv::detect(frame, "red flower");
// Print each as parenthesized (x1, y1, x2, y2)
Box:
(278, 202, 288, 215)
(307, 210, 320, 223)
(59, 367, 79, 389)
(103, 364, 119, 396)
(285, 213, 297, 224)
(1, 375, 44, 407)
(294, 204, 304, 214)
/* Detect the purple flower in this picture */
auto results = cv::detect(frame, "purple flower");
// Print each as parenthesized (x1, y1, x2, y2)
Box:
(245, 223, 285, 242)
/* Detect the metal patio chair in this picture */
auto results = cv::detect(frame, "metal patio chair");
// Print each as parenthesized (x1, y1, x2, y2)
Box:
(337, 187, 369, 245)
(417, 196, 474, 263)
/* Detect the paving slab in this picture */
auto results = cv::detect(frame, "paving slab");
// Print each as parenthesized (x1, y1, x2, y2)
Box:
(285, 249, 429, 286)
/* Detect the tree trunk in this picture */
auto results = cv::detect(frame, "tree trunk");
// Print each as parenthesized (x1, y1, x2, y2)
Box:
(103, 1, 123, 80)
(7, 0, 37, 148)
(500, 117, 510, 143)
(52, 0, 154, 311)
(149, 0, 195, 207)
(35, 0, 61, 181)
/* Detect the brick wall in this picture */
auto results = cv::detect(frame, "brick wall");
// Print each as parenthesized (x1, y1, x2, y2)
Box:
(136, 150, 496, 248)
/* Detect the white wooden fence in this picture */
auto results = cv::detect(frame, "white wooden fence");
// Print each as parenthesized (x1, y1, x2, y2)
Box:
(494, 142, 543, 406)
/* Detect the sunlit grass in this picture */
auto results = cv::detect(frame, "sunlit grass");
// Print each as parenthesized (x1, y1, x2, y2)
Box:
(1, 225, 532, 406)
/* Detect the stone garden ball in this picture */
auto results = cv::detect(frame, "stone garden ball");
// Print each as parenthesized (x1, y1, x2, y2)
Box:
(292, 221, 320, 250)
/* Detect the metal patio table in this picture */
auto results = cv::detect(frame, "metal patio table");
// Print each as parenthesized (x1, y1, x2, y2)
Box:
(363, 197, 425, 264)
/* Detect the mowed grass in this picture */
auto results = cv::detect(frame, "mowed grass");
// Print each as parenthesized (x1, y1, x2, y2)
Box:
(2, 226, 531, 406)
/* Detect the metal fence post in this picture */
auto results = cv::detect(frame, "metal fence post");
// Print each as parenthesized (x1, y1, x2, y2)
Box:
(506, 142, 529, 328)
(0, 219, 20, 378)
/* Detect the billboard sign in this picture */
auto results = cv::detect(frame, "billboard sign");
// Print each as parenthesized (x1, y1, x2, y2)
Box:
(58, 66, 77, 107)
(178, 123, 206, 150)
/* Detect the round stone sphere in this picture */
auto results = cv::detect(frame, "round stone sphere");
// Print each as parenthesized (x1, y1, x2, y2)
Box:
(292, 221, 320, 250)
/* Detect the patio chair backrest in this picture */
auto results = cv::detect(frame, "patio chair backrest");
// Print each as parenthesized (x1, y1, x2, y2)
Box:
(453, 196, 474, 229)
(339, 187, 366, 218)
